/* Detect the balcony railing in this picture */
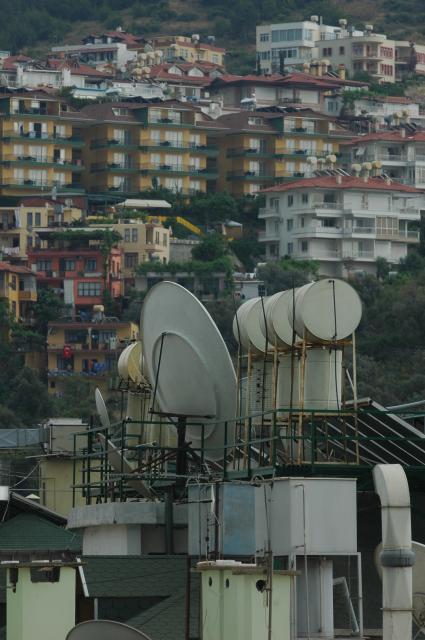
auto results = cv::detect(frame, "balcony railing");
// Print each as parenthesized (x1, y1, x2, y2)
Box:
(226, 147, 273, 158)
(0, 154, 83, 169)
(258, 207, 280, 219)
(2, 132, 83, 145)
(90, 138, 137, 150)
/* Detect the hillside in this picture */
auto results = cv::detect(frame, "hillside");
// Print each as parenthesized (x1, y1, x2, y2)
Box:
(2, 0, 425, 74)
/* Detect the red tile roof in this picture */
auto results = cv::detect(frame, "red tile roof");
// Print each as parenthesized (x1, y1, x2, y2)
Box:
(1, 55, 33, 70)
(0, 261, 33, 275)
(209, 71, 367, 89)
(261, 175, 422, 193)
(341, 130, 425, 145)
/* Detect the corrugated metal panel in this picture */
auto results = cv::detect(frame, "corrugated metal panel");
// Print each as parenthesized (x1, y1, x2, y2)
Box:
(0, 428, 49, 448)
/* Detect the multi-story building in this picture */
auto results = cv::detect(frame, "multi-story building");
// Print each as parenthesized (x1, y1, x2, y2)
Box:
(341, 130, 425, 188)
(208, 70, 367, 113)
(0, 197, 84, 261)
(256, 17, 340, 73)
(90, 218, 170, 291)
(258, 174, 424, 276)
(0, 261, 37, 323)
(80, 100, 220, 197)
(27, 229, 122, 314)
(337, 95, 424, 127)
(257, 17, 425, 83)
(0, 91, 88, 198)
(215, 109, 351, 196)
(46, 318, 138, 397)
(150, 35, 225, 67)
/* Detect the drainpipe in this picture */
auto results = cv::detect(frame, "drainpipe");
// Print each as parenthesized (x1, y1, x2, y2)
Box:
(373, 464, 415, 640)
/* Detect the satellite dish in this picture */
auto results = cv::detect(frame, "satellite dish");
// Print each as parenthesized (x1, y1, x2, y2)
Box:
(66, 620, 153, 640)
(288, 279, 362, 343)
(118, 342, 146, 384)
(95, 388, 110, 430)
(233, 297, 271, 354)
(140, 282, 237, 459)
(97, 433, 152, 498)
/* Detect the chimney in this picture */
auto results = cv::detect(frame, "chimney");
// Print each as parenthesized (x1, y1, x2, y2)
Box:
(338, 64, 346, 80)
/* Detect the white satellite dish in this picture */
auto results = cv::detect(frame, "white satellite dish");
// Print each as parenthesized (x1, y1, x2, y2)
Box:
(288, 279, 362, 343)
(95, 388, 110, 430)
(118, 341, 146, 385)
(233, 297, 270, 354)
(66, 620, 153, 640)
(140, 282, 237, 459)
(97, 433, 152, 499)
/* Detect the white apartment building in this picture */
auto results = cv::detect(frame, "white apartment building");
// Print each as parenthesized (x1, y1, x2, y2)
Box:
(257, 18, 425, 83)
(51, 43, 136, 69)
(256, 17, 341, 74)
(342, 130, 425, 188)
(258, 175, 423, 277)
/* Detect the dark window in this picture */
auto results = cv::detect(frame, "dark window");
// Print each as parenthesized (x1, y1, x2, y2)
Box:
(30, 567, 60, 583)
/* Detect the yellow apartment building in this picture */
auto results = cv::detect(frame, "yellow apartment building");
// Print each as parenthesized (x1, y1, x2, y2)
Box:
(215, 109, 352, 197)
(80, 100, 219, 198)
(150, 35, 225, 66)
(90, 218, 170, 289)
(0, 91, 88, 198)
(0, 198, 84, 260)
(0, 261, 37, 323)
(47, 319, 139, 397)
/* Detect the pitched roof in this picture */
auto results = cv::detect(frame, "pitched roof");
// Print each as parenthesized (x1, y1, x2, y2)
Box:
(261, 175, 423, 193)
(0, 261, 33, 275)
(341, 130, 425, 145)
(0, 513, 81, 552)
(209, 70, 367, 90)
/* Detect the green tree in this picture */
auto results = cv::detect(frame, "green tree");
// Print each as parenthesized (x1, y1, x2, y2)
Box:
(258, 258, 318, 295)
(191, 233, 228, 262)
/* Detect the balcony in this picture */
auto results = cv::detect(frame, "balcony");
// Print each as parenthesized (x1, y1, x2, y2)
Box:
(258, 230, 280, 242)
(141, 163, 217, 178)
(19, 289, 37, 301)
(227, 171, 275, 181)
(0, 154, 84, 170)
(91, 162, 139, 173)
(1, 133, 84, 146)
(90, 138, 138, 150)
(258, 207, 280, 219)
(376, 229, 419, 242)
(226, 147, 274, 159)
(0, 180, 85, 193)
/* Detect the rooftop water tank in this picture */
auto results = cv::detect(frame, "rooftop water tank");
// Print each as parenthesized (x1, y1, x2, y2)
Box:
(260, 290, 299, 348)
(288, 279, 362, 343)
(233, 297, 270, 354)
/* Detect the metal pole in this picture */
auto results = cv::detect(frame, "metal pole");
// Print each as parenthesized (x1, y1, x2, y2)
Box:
(352, 331, 360, 465)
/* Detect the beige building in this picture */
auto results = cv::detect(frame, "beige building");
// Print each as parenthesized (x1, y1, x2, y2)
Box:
(150, 35, 225, 67)
(0, 197, 84, 260)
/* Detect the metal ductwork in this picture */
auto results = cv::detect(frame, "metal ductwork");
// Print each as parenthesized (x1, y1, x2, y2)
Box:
(373, 464, 415, 640)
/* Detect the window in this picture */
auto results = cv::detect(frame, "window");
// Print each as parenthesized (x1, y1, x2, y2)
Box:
(30, 567, 61, 583)
(124, 228, 131, 242)
(132, 228, 138, 242)
(35, 212, 41, 226)
(155, 231, 160, 244)
(287, 218, 293, 231)
(260, 33, 269, 42)
(27, 212, 33, 229)
(361, 193, 369, 209)
(300, 217, 305, 227)
(339, 46, 345, 55)
(60, 259, 75, 271)
(85, 259, 97, 272)
(302, 193, 309, 204)
(322, 47, 332, 56)
(77, 282, 101, 297)
(36, 260, 51, 271)
(287, 195, 294, 207)
(10, 275, 17, 290)
(124, 253, 138, 268)
(287, 242, 293, 255)
(301, 240, 308, 252)
(260, 51, 271, 60)
(163, 234, 168, 247)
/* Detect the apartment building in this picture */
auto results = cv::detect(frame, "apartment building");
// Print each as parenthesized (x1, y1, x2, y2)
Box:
(256, 17, 340, 73)
(47, 318, 138, 397)
(341, 130, 425, 188)
(0, 198, 84, 261)
(90, 218, 170, 291)
(257, 17, 425, 83)
(27, 229, 122, 313)
(208, 71, 367, 113)
(51, 42, 136, 70)
(215, 109, 351, 196)
(80, 100, 220, 197)
(150, 35, 225, 67)
(0, 92, 87, 198)
(146, 62, 224, 101)
(337, 95, 424, 127)
(0, 261, 37, 323)
(259, 175, 424, 276)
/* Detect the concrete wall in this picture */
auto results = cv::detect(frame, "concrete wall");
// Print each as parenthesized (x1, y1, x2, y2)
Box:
(7, 566, 76, 640)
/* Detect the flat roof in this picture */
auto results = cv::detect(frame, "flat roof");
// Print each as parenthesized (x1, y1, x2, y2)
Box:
(119, 199, 172, 209)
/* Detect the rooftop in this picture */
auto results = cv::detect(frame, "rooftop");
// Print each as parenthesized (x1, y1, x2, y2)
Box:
(261, 174, 423, 193)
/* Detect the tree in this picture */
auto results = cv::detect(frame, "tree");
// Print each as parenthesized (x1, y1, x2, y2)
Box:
(32, 288, 64, 335)
(191, 233, 228, 262)
(258, 258, 318, 295)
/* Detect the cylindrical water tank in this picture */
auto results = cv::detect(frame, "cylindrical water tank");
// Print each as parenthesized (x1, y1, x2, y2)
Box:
(233, 297, 270, 354)
(277, 347, 343, 411)
(260, 290, 300, 348)
(288, 279, 362, 343)
(240, 360, 274, 419)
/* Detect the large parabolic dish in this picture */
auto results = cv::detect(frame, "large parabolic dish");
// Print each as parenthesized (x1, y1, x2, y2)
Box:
(140, 282, 237, 460)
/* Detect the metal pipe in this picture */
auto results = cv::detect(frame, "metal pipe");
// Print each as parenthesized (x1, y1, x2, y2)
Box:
(333, 576, 359, 634)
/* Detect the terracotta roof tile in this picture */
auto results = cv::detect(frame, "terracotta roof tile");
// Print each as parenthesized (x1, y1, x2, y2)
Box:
(261, 175, 422, 193)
